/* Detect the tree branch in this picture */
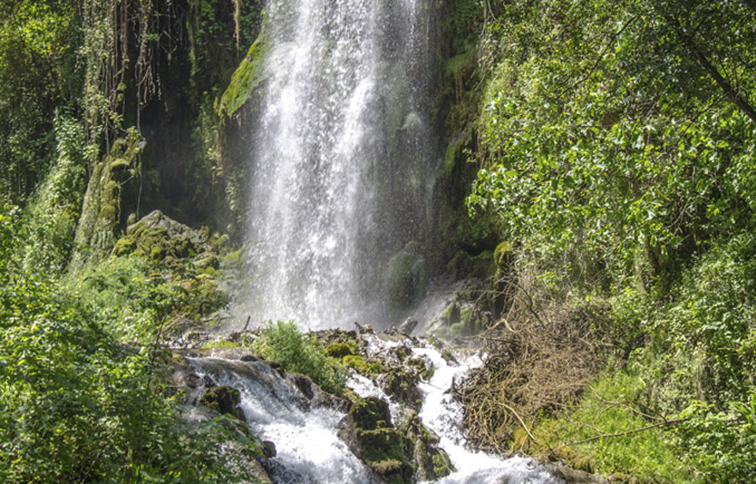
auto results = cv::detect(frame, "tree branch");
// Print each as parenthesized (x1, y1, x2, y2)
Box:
(666, 14, 756, 123)
(562, 16, 638, 96)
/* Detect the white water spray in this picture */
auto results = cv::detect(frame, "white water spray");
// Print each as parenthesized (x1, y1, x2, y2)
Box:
(243, 0, 434, 328)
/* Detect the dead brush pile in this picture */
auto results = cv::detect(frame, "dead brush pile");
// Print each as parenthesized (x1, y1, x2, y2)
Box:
(457, 299, 610, 454)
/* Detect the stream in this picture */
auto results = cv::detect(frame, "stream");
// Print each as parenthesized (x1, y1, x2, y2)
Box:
(190, 333, 568, 484)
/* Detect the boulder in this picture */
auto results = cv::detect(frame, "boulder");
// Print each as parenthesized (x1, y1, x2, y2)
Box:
(401, 412, 455, 481)
(385, 242, 426, 313)
(347, 396, 414, 484)
(199, 386, 246, 422)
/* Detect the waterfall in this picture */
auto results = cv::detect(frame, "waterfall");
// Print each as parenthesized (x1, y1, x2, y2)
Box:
(242, 0, 434, 328)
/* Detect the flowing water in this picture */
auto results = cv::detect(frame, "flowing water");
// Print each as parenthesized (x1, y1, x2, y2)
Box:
(231, 0, 569, 481)
(242, 0, 435, 328)
(191, 339, 564, 484)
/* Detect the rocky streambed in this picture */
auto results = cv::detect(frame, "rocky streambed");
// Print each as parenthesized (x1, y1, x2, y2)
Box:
(170, 325, 608, 484)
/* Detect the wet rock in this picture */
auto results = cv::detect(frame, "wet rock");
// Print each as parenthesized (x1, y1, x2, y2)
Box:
(385, 241, 426, 314)
(401, 411, 455, 481)
(199, 386, 245, 422)
(423, 280, 494, 339)
(399, 317, 418, 335)
(250, 460, 274, 483)
(338, 414, 364, 459)
(172, 367, 202, 389)
(262, 440, 277, 458)
(286, 372, 351, 412)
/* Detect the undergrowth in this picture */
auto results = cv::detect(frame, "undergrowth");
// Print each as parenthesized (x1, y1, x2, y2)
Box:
(534, 368, 695, 483)
(253, 320, 347, 395)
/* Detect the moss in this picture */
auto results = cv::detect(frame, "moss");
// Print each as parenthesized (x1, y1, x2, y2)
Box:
(201, 340, 240, 349)
(356, 427, 414, 484)
(325, 342, 355, 358)
(343, 355, 382, 374)
(441, 303, 460, 325)
(199, 386, 245, 422)
(438, 129, 471, 178)
(357, 428, 405, 462)
(350, 396, 392, 431)
(71, 129, 143, 272)
(383, 369, 422, 408)
(349, 396, 413, 483)
(385, 243, 426, 314)
(112, 236, 136, 256)
(218, 12, 270, 118)
(194, 252, 220, 270)
(447, 249, 495, 281)
(460, 306, 475, 330)
(494, 240, 514, 267)
(433, 451, 453, 477)
(402, 412, 455, 481)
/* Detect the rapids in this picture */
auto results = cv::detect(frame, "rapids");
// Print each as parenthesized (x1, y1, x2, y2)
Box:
(191, 335, 567, 484)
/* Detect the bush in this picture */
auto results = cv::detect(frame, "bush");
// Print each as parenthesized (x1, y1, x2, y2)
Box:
(253, 321, 347, 395)
(0, 208, 261, 483)
(0, 270, 260, 483)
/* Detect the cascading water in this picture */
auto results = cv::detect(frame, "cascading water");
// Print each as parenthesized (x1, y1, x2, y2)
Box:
(190, 337, 566, 484)
(221, 0, 575, 481)
(243, 0, 435, 328)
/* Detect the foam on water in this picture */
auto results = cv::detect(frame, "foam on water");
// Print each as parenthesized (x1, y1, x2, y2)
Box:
(413, 347, 562, 484)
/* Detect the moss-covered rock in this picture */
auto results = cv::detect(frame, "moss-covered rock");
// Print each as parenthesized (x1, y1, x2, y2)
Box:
(112, 210, 218, 267)
(385, 241, 426, 314)
(402, 412, 455, 481)
(199, 385, 245, 422)
(350, 396, 392, 431)
(71, 130, 143, 272)
(343, 354, 381, 374)
(217, 13, 270, 118)
(382, 368, 423, 409)
(348, 396, 414, 484)
(325, 342, 355, 358)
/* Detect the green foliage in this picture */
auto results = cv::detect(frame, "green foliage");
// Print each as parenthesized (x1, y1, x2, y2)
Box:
(471, 1, 756, 480)
(67, 255, 227, 345)
(253, 321, 347, 395)
(535, 370, 694, 483)
(469, 0, 756, 289)
(18, 113, 87, 274)
(676, 397, 756, 483)
(188, 0, 264, 107)
(638, 235, 756, 481)
(0, 221, 260, 482)
(0, 0, 80, 202)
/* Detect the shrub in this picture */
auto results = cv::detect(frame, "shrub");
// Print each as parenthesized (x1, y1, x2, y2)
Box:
(253, 321, 347, 395)
(0, 269, 260, 483)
